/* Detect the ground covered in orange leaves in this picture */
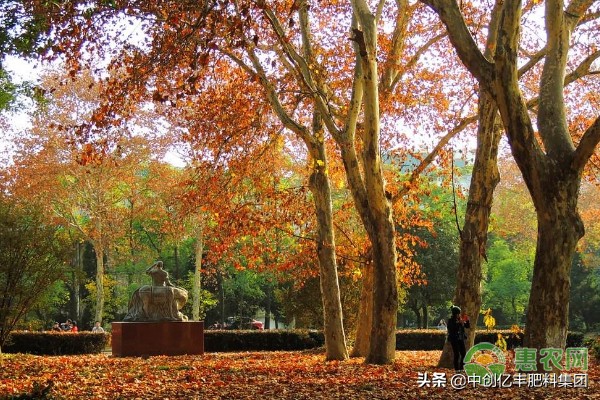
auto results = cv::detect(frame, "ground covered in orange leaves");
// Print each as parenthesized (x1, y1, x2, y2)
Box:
(0, 350, 597, 399)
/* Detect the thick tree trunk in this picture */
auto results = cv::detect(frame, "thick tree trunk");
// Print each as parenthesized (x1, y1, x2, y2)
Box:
(346, 2, 398, 364)
(421, 0, 599, 370)
(308, 148, 348, 361)
(365, 213, 398, 364)
(524, 179, 584, 352)
(337, 135, 397, 364)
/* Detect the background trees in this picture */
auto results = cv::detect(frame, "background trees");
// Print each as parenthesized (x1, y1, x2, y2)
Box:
(0, 195, 69, 350)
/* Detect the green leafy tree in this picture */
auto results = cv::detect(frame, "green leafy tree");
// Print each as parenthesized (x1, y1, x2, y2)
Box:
(483, 237, 533, 326)
(276, 276, 324, 330)
(569, 252, 600, 331)
(403, 181, 461, 328)
(222, 267, 266, 320)
(0, 195, 68, 350)
(24, 280, 70, 330)
(0, 1, 48, 111)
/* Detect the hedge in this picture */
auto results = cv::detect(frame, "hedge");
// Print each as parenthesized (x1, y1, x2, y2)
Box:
(394, 329, 585, 350)
(204, 329, 583, 352)
(2, 332, 110, 355)
(0, 329, 585, 355)
(204, 329, 325, 352)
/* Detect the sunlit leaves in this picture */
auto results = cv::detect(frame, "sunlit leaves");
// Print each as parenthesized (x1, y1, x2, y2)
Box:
(0, 350, 597, 398)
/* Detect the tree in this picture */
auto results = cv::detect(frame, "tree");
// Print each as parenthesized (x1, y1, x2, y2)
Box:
(422, 0, 600, 354)
(569, 250, 600, 331)
(8, 69, 173, 324)
(483, 237, 533, 325)
(0, 1, 48, 111)
(405, 223, 459, 328)
(0, 195, 68, 351)
(403, 181, 461, 328)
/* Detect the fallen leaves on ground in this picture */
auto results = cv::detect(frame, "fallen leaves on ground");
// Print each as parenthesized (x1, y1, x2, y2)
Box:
(0, 350, 597, 399)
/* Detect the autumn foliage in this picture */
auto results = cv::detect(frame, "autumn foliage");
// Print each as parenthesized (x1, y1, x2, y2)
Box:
(0, 350, 597, 399)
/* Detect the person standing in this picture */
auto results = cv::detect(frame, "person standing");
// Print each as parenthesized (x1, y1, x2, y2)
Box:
(447, 305, 470, 371)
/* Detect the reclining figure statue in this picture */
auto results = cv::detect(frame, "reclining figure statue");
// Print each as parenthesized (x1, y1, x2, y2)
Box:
(124, 261, 188, 322)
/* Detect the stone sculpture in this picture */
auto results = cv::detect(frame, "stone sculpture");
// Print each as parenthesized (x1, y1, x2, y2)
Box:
(124, 261, 188, 322)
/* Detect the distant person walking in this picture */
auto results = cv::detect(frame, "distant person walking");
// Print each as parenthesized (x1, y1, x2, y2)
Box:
(447, 305, 470, 371)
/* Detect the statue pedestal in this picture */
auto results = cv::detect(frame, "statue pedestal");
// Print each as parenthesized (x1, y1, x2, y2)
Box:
(111, 321, 204, 357)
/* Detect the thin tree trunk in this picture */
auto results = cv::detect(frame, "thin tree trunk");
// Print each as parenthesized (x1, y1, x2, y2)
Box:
(264, 284, 272, 330)
(308, 139, 348, 361)
(174, 245, 180, 281)
(94, 245, 105, 324)
(193, 225, 204, 321)
(73, 241, 82, 322)
(218, 270, 225, 326)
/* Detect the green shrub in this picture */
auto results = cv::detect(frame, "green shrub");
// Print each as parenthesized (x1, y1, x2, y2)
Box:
(3, 332, 110, 355)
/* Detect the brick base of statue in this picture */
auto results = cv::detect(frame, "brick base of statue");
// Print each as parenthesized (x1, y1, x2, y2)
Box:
(111, 321, 204, 357)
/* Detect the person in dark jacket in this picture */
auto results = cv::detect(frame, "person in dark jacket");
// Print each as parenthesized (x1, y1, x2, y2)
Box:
(447, 305, 470, 371)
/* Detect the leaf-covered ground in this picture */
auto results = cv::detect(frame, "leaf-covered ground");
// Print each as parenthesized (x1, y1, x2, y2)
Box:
(0, 350, 597, 399)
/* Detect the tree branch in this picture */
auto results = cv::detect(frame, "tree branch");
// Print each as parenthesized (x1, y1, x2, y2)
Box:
(573, 117, 600, 172)
(419, 0, 493, 84)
